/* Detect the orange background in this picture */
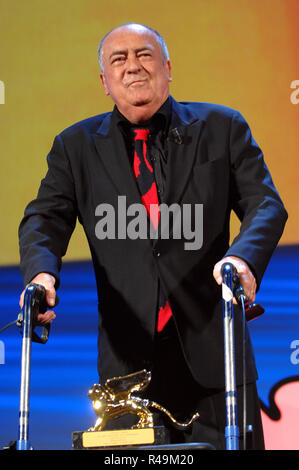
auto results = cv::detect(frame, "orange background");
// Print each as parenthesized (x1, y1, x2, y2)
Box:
(0, 0, 298, 265)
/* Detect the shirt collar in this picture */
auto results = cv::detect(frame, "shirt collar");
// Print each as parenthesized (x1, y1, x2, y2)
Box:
(113, 96, 172, 136)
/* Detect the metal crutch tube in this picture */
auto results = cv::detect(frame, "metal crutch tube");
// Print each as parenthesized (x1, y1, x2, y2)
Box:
(16, 283, 51, 450)
(16, 284, 36, 450)
(221, 263, 239, 450)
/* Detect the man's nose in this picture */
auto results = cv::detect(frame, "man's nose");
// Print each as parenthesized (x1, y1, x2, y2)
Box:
(126, 55, 142, 72)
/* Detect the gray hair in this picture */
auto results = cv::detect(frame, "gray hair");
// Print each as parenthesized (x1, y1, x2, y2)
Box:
(98, 23, 169, 72)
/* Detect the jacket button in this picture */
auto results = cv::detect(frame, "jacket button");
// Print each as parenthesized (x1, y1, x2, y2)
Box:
(153, 248, 161, 257)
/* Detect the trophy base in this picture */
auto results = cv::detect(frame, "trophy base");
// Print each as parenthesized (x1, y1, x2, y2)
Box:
(72, 426, 169, 450)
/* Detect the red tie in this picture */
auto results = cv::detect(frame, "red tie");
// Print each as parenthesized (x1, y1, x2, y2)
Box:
(132, 129, 172, 332)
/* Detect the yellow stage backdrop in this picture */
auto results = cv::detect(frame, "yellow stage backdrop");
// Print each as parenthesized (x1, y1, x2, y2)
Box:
(0, 0, 298, 265)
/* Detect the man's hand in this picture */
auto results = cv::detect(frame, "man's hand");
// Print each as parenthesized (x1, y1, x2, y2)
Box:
(213, 255, 256, 305)
(19, 273, 57, 325)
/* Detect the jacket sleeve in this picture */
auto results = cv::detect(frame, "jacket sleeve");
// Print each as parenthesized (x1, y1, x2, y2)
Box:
(225, 110, 288, 289)
(18, 134, 77, 288)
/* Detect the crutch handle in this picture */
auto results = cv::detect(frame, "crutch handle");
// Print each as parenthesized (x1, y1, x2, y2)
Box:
(18, 283, 59, 344)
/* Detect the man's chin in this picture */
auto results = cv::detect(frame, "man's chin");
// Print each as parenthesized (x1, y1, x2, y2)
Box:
(127, 89, 153, 107)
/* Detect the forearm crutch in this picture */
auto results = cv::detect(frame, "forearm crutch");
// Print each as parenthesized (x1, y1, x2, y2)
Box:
(221, 261, 265, 450)
(221, 263, 239, 450)
(16, 283, 51, 450)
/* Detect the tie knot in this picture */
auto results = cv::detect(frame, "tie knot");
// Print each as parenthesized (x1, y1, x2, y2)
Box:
(133, 128, 150, 141)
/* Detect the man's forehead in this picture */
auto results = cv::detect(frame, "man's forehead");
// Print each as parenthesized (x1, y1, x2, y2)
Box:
(102, 25, 159, 54)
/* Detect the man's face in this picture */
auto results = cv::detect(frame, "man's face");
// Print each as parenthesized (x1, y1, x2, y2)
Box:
(100, 25, 172, 122)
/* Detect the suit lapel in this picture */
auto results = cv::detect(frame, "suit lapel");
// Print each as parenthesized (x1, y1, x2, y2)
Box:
(163, 97, 204, 207)
(92, 113, 141, 207)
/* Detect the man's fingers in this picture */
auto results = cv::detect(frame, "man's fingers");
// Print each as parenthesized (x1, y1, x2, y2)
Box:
(37, 310, 56, 324)
(19, 273, 57, 325)
(45, 288, 56, 308)
(19, 285, 56, 309)
(36, 310, 56, 325)
(213, 262, 223, 285)
(19, 290, 25, 309)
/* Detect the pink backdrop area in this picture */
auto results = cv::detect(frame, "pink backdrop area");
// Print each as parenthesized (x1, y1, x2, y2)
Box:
(262, 380, 299, 450)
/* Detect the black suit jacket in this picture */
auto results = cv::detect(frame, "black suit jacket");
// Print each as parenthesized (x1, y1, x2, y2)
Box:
(19, 96, 288, 388)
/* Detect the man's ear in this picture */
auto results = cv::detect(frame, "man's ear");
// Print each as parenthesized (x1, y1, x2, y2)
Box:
(99, 73, 110, 96)
(166, 60, 172, 83)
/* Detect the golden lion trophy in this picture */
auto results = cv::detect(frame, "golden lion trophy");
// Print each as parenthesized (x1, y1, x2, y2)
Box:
(72, 369, 200, 449)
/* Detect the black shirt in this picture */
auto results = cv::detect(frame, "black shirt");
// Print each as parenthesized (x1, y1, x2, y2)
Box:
(113, 97, 172, 204)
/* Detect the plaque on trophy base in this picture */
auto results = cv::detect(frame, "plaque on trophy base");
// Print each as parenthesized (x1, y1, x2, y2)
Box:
(72, 426, 169, 449)
(72, 370, 200, 450)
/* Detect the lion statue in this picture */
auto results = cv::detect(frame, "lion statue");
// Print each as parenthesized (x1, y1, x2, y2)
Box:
(87, 369, 200, 432)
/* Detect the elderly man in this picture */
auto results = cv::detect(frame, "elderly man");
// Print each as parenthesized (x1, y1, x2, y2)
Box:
(19, 23, 287, 449)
